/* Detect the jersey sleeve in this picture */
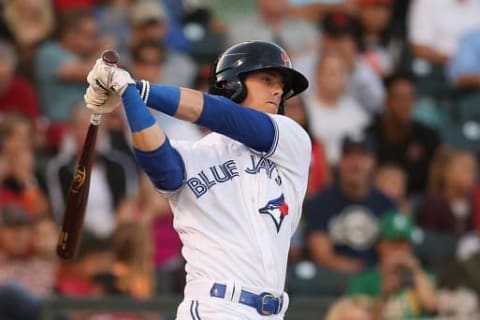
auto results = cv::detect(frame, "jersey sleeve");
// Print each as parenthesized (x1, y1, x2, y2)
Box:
(262, 114, 311, 184)
(262, 115, 311, 233)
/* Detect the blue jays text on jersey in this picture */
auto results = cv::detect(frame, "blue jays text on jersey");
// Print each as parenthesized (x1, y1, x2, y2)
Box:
(186, 155, 282, 198)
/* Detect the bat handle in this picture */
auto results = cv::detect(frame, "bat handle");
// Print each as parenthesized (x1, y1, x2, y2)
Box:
(90, 112, 102, 126)
(89, 50, 120, 126)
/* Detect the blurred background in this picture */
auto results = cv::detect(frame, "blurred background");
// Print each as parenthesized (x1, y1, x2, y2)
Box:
(1, 0, 480, 319)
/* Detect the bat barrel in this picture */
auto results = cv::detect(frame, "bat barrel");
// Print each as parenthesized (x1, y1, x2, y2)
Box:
(56, 121, 100, 259)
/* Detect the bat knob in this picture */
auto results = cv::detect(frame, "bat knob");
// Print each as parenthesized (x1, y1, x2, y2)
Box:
(101, 50, 120, 65)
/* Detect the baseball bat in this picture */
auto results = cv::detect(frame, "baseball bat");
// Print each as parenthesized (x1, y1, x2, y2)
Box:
(56, 50, 120, 260)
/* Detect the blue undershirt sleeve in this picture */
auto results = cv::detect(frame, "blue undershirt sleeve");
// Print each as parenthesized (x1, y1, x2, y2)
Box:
(136, 80, 179, 116)
(136, 81, 276, 153)
(122, 84, 185, 191)
(197, 94, 276, 153)
(133, 139, 185, 191)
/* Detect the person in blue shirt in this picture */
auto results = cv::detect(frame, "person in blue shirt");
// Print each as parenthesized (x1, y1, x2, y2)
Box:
(447, 27, 480, 89)
(304, 134, 396, 273)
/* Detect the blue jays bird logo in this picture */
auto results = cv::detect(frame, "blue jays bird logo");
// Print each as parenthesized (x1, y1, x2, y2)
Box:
(259, 194, 289, 233)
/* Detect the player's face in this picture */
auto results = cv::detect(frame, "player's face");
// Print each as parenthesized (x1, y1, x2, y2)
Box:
(242, 71, 284, 113)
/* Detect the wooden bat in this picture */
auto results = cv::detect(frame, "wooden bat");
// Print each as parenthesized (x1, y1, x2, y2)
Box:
(56, 50, 120, 259)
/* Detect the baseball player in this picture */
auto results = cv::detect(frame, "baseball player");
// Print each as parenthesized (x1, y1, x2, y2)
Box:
(84, 41, 311, 319)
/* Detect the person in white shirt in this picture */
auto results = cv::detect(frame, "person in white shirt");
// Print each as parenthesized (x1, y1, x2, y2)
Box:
(83, 40, 311, 319)
(227, 0, 318, 58)
(408, 0, 480, 66)
(305, 53, 370, 165)
(295, 11, 385, 114)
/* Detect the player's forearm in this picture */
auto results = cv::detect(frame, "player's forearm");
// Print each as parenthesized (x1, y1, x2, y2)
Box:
(122, 85, 185, 191)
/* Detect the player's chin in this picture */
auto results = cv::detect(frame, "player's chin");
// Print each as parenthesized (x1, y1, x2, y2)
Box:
(264, 102, 279, 114)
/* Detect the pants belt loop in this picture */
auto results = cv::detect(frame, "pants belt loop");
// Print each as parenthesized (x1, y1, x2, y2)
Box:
(279, 291, 289, 314)
(223, 280, 235, 302)
(231, 281, 242, 303)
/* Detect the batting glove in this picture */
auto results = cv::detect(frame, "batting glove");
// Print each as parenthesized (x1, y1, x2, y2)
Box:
(84, 84, 123, 114)
(87, 58, 134, 96)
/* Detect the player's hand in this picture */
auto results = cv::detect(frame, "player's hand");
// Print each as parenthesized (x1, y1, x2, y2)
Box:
(84, 84, 122, 114)
(87, 58, 134, 96)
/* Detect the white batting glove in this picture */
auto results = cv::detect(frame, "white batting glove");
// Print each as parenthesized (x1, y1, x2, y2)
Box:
(87, 58, 134, 96)
(84, 85, 122, 114)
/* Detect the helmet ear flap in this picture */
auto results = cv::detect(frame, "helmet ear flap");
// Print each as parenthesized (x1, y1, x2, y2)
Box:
(231, 79, 247, 103)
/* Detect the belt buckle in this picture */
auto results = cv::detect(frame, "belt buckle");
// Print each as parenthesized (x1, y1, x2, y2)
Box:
(258, 292, 276, 316)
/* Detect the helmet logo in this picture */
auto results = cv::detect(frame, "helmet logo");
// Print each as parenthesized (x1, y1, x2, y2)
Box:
(280, 51, 290, 66)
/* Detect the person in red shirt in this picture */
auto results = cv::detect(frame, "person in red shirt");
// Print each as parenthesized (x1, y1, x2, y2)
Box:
(0, 40, 40, 122)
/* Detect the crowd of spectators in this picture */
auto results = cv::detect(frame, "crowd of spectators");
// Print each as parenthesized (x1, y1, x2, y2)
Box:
(1, 0, 480, 319)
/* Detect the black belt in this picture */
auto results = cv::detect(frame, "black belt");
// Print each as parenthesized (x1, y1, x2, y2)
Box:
(210, 283, 283, 316)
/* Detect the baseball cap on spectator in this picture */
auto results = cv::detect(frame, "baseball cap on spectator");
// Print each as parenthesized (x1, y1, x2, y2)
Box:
(321, 11, 359, 37)
(0, 204, 32, 226)
(379, 211, 413, 241)
(341, 133, 376, 154)
(130, 0, 167, 27)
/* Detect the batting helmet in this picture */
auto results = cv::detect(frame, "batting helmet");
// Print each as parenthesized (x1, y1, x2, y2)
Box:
(208, 40, 309, 108)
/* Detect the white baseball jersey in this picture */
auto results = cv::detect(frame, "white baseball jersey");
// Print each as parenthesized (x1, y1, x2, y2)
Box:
(167, 114, 311, 293)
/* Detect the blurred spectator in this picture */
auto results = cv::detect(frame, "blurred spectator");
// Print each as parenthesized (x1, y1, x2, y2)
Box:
(56, 233, 114, 296)
(32, 214, 58, 262)
(284, 95, 330, 197)
(418, 148, 477, 236)
(116, 173, 183, 295)
(325, 295, 372, 320)
(130, 39, 201, 141)
(128, 1, 197, 88)
(129, 0, 169, 47)
(182, 6, 226, 66)
(435, 246, 480, 317)
(408, 0, 480, 67)
(348, 211, 437, 319)
(227, 0, 318, 57)
(437, 285, 479, 319)
(0, 40, 41, 123)
(46, 104, 138, 238)
(34, 9, 107, 150)
(0, 2, 14, 42)
(374, 164, 411, 214)
(408, 0, 480, 105)
(305, 134, 396, 274)
(305, 53, 370, 165)
(288, 0, 358, 22)
(355, 0, 397, 77)
(2, 0, 54, 80)
(0, 114, 49, 216)
(102, 108, 136, 165)
(364, 72, 441, 197)
(447, 27, 480, 89)
(111, 223, 154, 298)
(131, 40, 196, 88)
(0, 204, 56, 297)
(0, 282, 41, 320)
(94, 0, 133, 66)
(296, 10, 385, 114)
(53, 0, 95, 12)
